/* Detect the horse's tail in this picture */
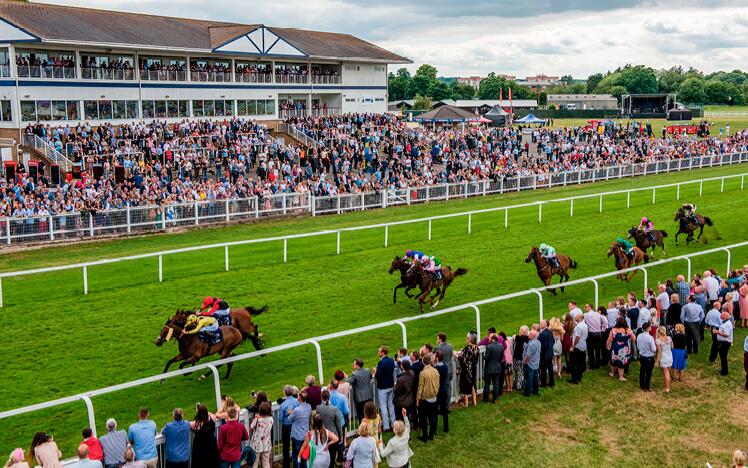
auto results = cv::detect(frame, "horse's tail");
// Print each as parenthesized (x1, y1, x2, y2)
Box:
(703, 216, 714, 227)
(661, 230, 668, 238)
(569, 259, 578, 269)
(453, 268, 468, 277)
(245, 305, 268, 316)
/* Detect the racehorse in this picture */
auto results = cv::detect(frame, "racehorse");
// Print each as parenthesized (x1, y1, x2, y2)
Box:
(627, 227, 668, 258)
(607, 243, 648, 282)
(674, 208, 713, 245)
(524, 247, 578, 294)
(389, 256, 440, 304)
(228, 306, 267, 350)
(411, 263, 468, 313)
(154, 311, 244, 380)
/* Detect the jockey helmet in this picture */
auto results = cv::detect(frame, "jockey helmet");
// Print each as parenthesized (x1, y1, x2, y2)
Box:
(201, 296, 215, 309)
(406, 249, 413, 256)
(616, 236, 625, 244)
(641, 217, 648, 223)
(539, 243, 548, 250)
(186, 314, 199, 327)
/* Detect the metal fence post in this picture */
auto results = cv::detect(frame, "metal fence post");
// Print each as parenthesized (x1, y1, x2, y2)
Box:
(538, 203, 542, 223)
(589, 279, 599, 309)
(428, 219, 432, 240)
(337, 195, 341, 215)
(83, 266, 88, 295)
(89, 213, 94, 237)
(126, 205, 131, 234)
(504, 208, 508, 228)
(158, 255, 163, 282)
(0, 278, 3, 308)
(283, 238, 288, 263)
(194, 202, 199, 226)
(742, 175, 745, 191)
(722, 247, 731, 275)
(721, 177, 725, 193)
(464, 181, 469, 198)
(470, 304, 481, 339)
(638, 267, 648, 297)
(336, 231, 341, 255)
(676, 183, 680, 200)
(79, 395, 97, 438)
(445, 184, 450, 201)
(5, 221, 9, 245)
(627, 191, 630, 209)
(225, 245, 229, 272)
(282, 194, 287, 215)
(534, 290, 544, 321)
(384, 224, 389, 247)
(599, 194, 603, 213)
(206, 364, 223, 411)
(699, 180, 703, 196)
(382, 191, 387, 209)
(395, 320, 408, 348)
(570, 199, 574, 217)
(652, 187, 656, 205)
(226, 199, 231, 222)
(468, 213, 472, 234)
(516, 175, 521, 192)
(49, 215, 54, 241)
(684, 257, 692, 280)
(309, 340, 324, 384)
(406, 189, 411, 206)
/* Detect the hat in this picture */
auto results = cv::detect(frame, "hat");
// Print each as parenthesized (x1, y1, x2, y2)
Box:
(201, 297, 214, 309)
(641, 217, 648, 223)
(10, 448, 24, 462)
(539, 243, 548, 250)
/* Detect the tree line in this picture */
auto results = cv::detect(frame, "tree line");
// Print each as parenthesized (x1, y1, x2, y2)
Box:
(388, 64, 748, 107)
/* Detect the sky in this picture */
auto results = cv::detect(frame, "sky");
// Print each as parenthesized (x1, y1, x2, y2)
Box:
(37, 0, 748, 79)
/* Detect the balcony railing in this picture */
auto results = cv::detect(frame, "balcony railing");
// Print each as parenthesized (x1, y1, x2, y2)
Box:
(190, 70, 233, 83)
(310, 106, 342, 117)
(234, 72, 273, 83)
(310, 75, 340, 84)
(81, 67, 135, 81)
(274, 73, 308, 84)
(0, 64, 9, 78)
(139, 69, 187, 82)
(17, 65, 76, 79)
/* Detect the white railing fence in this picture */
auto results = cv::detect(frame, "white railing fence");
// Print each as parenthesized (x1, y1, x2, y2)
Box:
(2, 240, 746, 467)
(277, 122, 324, 149)
(22, 134, 75, 172)
(1, 170, 746, 308)
(4, 153, 748, 247)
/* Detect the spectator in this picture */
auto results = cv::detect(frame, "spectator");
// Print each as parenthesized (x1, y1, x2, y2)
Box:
(739, 280, 748, 329)
(127, 408, 157, 468)
(606, 316, 635, 382)
(568, 301, 583, 319)
(667, 294, 682, 331)
(332, 370, 350, 403)
(457, 332, 479, 406)
(478, 326, 497, 347)
(279, 385, 299, 468)
(714, 310, 734, 376)
(637, 326, 657, 391)
(245, 391, 269, 419)
(4, 448, 29, 468)
(584, 304, 606, 369)
(374, 345, 397, 431)
(703, 270, 720, 306)
(288, 390, 312, 468)
(655, 326, 674, 393)
(249, 401, 273, 468)
(569, 314, 588, 384)
(377, 409, 413, 468)
(433, 350, 450, 433)
(302, 375, 322, 410)
(29, 433, 62, 468)
(672, 323, 688, 382)
(361, 401, 382, 446)
(512, 326, 529, 391)
(538, 320, 555, 387)
(744, 333, 748, 391)
(217, 407, 248, 468)
(68, 445, 102, 468)
(161, 408, 190, 468)
(190, 404, 220, 468)
(121, 448, 145, 468)
(346, 422, 377, 468)
(80, 428, 103, 463)
(675, 274, 690, 306)
(706, 301, 723, 362)
(483, 333, 504, 402)
(681, 294, 705, 354)
(502, 333, 514, 391)
(522, 329, 541, 397)
(299, 414, 338, 468)
(328, 379, 349, 431)
(734, 450, 747, 468)
(315, 390, 342, 467)
(100, 419, 127, 468)
(346, 358, 373, 423)
(656, 283, 670, 319)
(435, 332, 454, 382)
(415, 354, 439, 443)
(215, 396, 241, 422)
(394, 359, 415, 422)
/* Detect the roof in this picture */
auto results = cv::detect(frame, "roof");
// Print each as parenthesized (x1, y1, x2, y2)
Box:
(414, 104, 479, 122)
(548, 94, 616, 101)
(0, 0, 410, 63)
(436, 99, 538, 108)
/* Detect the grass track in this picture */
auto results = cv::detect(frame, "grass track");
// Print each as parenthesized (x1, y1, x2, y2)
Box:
(2, 164, 748, 463)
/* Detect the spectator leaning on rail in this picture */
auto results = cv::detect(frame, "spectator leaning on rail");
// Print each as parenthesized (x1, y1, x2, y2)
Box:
(80, 428, 103, 463)
(67, 445, 102, 468)
(278, 384, 299, 468)
(374, 345, 397, 432)
(346, 358, 373, 423)
(100, 418, 128, 468)
(127, 408, 158, 468)
(161, 408, 191, 468)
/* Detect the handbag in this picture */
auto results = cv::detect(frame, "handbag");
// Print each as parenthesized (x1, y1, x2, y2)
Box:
(372, 439, 382, 464)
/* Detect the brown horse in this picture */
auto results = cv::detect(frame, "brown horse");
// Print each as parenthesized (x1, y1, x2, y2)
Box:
(607, 243, 648, 282)
(389, 256, 439, 304)
(228, 306, 267, 350)
(524, 247, 578, 294)
(154, 311, 244, 380)
(411, 263, 468, 313)
(674, 208, 713, 245)
(627, 227, 668, 258)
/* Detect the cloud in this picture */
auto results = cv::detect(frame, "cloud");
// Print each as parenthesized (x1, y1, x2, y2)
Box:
(644, 21, 680, 34)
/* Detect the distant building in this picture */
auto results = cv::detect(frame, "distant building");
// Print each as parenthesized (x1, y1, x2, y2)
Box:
(434, 99, 537, 114)
(517, 74, 561, 91)
(547, 94, 618, 110)
(455, 74, 516, 89)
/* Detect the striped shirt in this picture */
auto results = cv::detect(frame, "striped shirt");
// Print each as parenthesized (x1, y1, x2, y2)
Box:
(100, 429, 128, 465)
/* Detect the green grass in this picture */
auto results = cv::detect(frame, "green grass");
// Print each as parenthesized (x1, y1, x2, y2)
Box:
(2, 164, 748, 464)
(547, 116, 748, 134)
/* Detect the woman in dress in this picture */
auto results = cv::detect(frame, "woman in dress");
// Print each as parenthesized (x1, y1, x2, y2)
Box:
(606, 317, 635, 382)
(5, 448, 29, 468)
(512, 326, 529, 392)
(562, 315, 575, 375)
(249, 402, 274, 468)
(300, 414, 338, 468)
(28, 433, 62, 468)
(362, 401, 382, 446)
(346, 422, 377, 468)
(740, 281, 748, 328)
(549, 317, 565, 378)
(501, 332, 513, 392)
(458, 331, 479, 407)
(671, 323, 688, 382)
(191, 404, 220, 468)
(656, 326, 673, 393)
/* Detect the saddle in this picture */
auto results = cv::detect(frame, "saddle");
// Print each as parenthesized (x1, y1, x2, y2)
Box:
(198, 328, 223, 346)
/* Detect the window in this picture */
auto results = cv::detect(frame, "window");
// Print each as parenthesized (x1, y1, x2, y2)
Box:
(36, 100, 52, 121)
(345, 98, 356, 103)
(155, 100, 166, 118)
(0, 49, 9, 77)
(191, 100, 234, 117)
(21, 100, 79, 121)
(236, 99, 275, 116)
(0, 100, 11, 121)
(374, 66, 385, 72)
(142, 100, 155, 119)
(345, 65, 360, 71)
(83, 100, 138, 120)
(140, 100, 187, 119)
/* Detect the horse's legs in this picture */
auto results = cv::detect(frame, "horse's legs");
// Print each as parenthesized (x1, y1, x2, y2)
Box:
(417, 290, 429, 314)
(161, 355, 182, 383)
(404, 286, 415, 298)
(544, 276, 556, 295)
(697, 225, 705, 240)
(432, 282, 449, 309)
(224, 361, 235, 379)
(393, 284, 402, 304)
(674, 231, 680, 246)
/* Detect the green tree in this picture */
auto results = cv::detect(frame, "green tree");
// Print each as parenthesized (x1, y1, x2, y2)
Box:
(387, 68, 412, 101)
(560, 75, 574, 85)
(408, 64, 439, 99)
(412, 94, 432, 110)
(449, 81, 476, 100)
(705, 80, 744, 105)
(677, 77, 706, 104)
(608, 85, 627, 100)
(508, 80, 534, 99)
(414, 64, 437, 82)
(426, 80, 452, 101)
(477, 73, 507, 99)
(586, 73, 604, 93)
(618, 65, 658, 94)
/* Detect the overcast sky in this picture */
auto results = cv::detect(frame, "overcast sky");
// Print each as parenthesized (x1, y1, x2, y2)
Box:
(37, 0, 748, 78)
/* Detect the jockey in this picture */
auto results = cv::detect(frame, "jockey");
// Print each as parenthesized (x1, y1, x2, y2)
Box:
(428, 255, 443, 280)
(616, 236, 635, 260)
(419, 255, 442, 280)
(200, 297, 231, 326)
(404, 249, 426, 263)
(638, 217, 655, 242)
(539, 243, 560, 269)
(681, 203, 697, 223)
(183, 314, 220, 343)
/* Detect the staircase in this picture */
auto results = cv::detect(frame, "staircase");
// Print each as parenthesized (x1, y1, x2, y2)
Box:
(274, 122, 324, 150)
(20, 134, 75, 173)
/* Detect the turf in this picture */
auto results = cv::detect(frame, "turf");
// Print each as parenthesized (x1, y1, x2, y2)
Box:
(2, 163, 748, 463)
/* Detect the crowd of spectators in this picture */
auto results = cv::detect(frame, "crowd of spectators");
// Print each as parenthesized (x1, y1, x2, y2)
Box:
(5, 114, 748, 221)
(139, 61, 186, 73)
(15, 54, 75, 70)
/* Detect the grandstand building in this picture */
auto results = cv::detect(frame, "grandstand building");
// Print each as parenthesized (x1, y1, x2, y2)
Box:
(0, 1, 410, 133)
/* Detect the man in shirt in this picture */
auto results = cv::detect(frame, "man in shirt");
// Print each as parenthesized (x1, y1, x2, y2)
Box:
(160, 408, 190, 468)
(703, 270, 720, 305)
(569, 314, 588, 384)
(416, 354, 440, 442)
(523, 330, 541, 396)
(127, 408, 158, 468)
(288, 391, 312, 468)
(374, 346, 397, 432)
(538, 321, 555, 388)
(435, 332, 454, 383)
(68, 445, 102, 468)
(584, 304, 607, 369)
(606, 301, 619, 329)
(433, 350, 450, 433)
(346, 358, 373, 423)
(328, 379, 350, 430)
(680, 294, 705, 354)
(713, 309, 734, 376)
(637, 329, 657, 391)
(279, 385, 299, 468)
(656, 284, 670, 317)
(217, 407, 248, 468)
(100, 419, 127, 468)
(568, 301, 583, 319)
(80, 428, 103, 463)
(705, 301, 723, 363)
(675, 275, 690, 306)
